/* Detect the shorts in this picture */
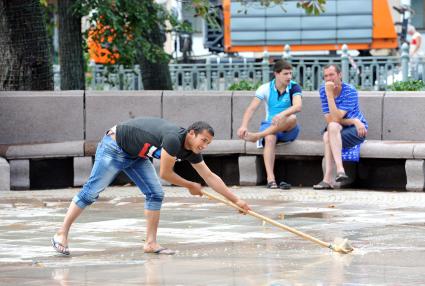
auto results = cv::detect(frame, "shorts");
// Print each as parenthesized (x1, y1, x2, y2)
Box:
(323, 125, 366, 148)
(257, 121, 300, 148)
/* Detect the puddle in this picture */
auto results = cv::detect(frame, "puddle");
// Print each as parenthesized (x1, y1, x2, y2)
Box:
(284, 212, 333, 219)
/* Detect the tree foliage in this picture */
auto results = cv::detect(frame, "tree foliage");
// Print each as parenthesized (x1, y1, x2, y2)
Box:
(74, 0, 188, 66)
(228, 80, 262, 91)
(74, 0, 325, 67)
(387, 79, 425, 91)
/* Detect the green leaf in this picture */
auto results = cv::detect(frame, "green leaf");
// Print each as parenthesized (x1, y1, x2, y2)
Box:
(228, 80, 262, 91)
(387, 79, 425, 91)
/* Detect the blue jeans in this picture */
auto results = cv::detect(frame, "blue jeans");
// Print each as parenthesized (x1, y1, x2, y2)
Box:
(73, 135, 164, 210)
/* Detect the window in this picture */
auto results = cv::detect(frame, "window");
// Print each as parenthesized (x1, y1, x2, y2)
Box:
(411, 0, 425, 30)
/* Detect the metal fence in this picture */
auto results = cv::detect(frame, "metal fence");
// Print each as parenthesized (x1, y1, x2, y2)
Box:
(54, 43, 424, 91)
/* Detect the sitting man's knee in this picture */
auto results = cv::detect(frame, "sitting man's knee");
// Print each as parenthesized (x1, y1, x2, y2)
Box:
(285, 114, 297, 128)
(264, 134, 277, 145)
(287, 114, 297, 122)
(327, 121, 342, 132)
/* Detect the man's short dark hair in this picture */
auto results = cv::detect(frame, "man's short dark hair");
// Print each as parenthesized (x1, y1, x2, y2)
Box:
(187, 121, 215, 136)
(273, 60, 292, 73)
(323, 64, 341, 73)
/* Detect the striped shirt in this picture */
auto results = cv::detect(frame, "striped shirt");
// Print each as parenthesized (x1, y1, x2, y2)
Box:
(319, 83, 368, 129)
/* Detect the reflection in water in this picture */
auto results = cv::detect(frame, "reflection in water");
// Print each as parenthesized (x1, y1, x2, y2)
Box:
(52, 268, 70, 286)
(49, 256, 174, 286)
(144, 257, 169, 286)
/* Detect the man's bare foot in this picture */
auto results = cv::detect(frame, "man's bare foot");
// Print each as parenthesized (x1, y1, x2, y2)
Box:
(144, 242, 161, 253)
(54, 233, 68, 248)
(52, 233, 70, 255)
(244, 132, 261, 142)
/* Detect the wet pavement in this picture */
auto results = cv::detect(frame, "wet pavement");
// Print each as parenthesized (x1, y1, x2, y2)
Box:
(1, 186, 425, 285)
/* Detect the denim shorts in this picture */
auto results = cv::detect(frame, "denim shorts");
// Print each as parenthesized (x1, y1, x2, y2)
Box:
(340, 125, 366, 148)
(259, 121, 300, 143)
(323, 125, 366, 148)
(73, 135, 164, 210)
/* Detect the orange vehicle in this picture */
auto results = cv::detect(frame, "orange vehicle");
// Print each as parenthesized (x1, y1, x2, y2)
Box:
(205, 0, 398, 53)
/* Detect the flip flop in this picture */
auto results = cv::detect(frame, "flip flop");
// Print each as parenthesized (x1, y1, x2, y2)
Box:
(335, 172, 349, 182)
(51, 237, 70, 256)
(279, 181, 291, 190)
(266, 181, 278, 189)
(145, 247, 176, 255)
(313, 181, 334, 190)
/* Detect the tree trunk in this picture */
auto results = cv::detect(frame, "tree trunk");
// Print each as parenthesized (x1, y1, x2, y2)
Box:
(138, 2, 172, 90)
(58, 0, 85, 90)
(139, 55, 173, 90)
(0, 0, 53, 91)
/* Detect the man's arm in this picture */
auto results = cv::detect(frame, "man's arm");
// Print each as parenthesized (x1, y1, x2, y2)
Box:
(159, 149, 203, 196)
(273, 95, 302, 125)
(324, 82, 346, 123)
(341, 118, 367, 137)
(191, 161, 251, 212)
(237, 97, 262, 139)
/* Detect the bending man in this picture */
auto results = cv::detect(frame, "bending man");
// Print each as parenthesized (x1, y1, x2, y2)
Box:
(52, 117, 251, 255)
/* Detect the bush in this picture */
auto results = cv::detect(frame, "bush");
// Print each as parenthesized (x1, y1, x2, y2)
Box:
(387, 79, 425, 91)
(228, 80, 261, 91)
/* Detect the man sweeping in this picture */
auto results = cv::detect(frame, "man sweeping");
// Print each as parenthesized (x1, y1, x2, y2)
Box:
(52, 117, 251, 255)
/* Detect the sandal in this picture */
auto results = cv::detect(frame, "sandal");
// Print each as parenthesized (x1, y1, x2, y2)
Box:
(51, 236, 70, 256)
(313, 181, 334, 190)
(335, 172, 349, 182)
(279, 181, 291, 190)
(266, 181, 278, 189)
(145, 247, 176, 255)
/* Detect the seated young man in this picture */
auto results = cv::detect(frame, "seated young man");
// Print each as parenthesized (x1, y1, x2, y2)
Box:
(237, 60, 302, 189)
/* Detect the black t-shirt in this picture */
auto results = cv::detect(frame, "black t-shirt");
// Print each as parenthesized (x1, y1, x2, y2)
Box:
(115, 117, 203, 164)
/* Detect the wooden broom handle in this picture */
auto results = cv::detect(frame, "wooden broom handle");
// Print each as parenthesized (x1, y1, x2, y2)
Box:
(201, 189, 330, 249)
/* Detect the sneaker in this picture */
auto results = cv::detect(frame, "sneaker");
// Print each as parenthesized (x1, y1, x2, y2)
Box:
(256, 139, 264, 149)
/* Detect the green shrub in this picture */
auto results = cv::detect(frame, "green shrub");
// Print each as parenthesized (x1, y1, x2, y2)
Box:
(228, 80, 261, 91)
(387, 79, 425, 91)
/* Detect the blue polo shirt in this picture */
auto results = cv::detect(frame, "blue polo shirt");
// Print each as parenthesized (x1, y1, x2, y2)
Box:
(255, 79, 302, 122)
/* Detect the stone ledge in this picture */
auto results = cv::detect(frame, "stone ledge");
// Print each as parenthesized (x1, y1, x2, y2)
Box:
(3, 141, 85, 159)
(202, 140, 245, 155)
(84, 139, 246, 157)
(246, 140, 324, 156)
(0, 157, 10, 191)
(360, 140, 425, 159)
(3, 139, 425, 160)
(245, 140, 425, 160)
(413, 144, 425, 159)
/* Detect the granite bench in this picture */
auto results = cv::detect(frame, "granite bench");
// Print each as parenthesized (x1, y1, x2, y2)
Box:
(1, 90, 425, 192)
(240, 140, 425, 191)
